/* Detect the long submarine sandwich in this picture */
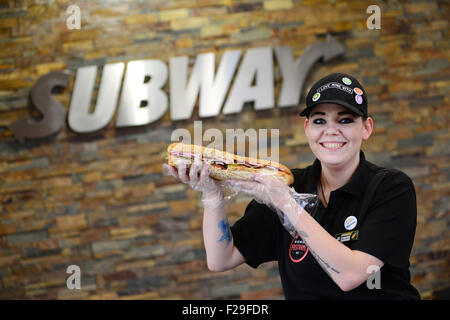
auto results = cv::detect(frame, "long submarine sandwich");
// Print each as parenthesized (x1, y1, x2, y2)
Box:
(166, 142, 294, 185)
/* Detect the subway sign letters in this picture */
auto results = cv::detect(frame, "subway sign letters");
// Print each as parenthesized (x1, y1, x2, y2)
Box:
(9, 35, 344, 143)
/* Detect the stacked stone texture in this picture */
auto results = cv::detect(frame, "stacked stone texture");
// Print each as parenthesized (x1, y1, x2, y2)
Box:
(0, 0, 448, 299)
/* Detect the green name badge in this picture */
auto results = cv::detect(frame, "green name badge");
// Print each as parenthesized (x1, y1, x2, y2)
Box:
(335, 230, 359, 243)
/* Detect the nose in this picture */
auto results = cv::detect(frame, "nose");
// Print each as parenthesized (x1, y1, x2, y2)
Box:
(323, 123, 340, 135)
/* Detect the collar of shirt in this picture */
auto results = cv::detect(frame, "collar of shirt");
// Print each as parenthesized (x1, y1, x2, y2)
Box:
(306, 150, 370, 199)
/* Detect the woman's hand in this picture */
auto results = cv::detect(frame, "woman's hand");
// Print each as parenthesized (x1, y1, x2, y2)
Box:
(226, 172, 293, 211)
(162, 158, 224, 202)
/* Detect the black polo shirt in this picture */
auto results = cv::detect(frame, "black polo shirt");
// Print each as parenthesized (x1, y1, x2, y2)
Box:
(230, 151, 420, 299)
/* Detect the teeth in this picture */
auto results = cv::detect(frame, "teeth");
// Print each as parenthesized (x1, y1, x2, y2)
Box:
(322, 143, 345, 149)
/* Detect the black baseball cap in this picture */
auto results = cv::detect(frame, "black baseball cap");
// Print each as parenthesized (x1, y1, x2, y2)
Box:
(299, 73, 368, 117)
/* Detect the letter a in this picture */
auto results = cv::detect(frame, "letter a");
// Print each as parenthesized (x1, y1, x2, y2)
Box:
(66, 265, 81, 290)
(366, 5, 381, 30)
(366, 265, 381, 290)
(66, 5, 81, 30)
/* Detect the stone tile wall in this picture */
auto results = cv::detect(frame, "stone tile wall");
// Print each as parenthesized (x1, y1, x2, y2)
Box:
(0, 0, 448, 299)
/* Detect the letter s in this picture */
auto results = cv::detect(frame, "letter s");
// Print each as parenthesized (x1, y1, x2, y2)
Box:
(9, 71, 70, 144)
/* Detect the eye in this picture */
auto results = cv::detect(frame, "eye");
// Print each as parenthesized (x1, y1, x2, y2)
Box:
(339, 117, 354, 124)
(312, 118, 325, 125)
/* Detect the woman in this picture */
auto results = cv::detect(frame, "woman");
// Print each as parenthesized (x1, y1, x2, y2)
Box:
(163, 73, 420, 299)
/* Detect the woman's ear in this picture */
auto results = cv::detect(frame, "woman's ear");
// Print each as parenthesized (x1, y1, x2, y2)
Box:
(362, 117, 374, 141)
(304, 117, 309, 132)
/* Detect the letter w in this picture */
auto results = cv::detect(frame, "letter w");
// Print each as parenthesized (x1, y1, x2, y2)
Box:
(169, 50, 241, 120)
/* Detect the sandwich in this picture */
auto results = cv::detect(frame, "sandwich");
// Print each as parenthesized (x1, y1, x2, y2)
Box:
(166, 142, 294, 185)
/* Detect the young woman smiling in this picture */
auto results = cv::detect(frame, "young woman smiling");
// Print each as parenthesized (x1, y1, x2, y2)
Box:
(164, 73, 420, 300)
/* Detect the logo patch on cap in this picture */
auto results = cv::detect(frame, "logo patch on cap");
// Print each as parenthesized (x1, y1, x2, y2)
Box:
(354, 87, 363, 95)
(342, 77, 352, 85)
(316, 82, 353, 95)
(312, 92, 321, 102)
(355, 95, 363, 105)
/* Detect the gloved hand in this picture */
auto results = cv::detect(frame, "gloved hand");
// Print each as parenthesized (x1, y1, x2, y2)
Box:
(226, 172, 307, 236)
(225, 172, 294, 212)
(162, 157, 225, 210)
(227, 173, 320, 238)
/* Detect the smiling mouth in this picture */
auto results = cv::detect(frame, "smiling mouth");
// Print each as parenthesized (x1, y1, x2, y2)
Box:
(320, 142, 346, 150)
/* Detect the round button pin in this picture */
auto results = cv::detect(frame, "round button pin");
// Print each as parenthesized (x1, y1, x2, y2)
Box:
(344, 216, 357, 230)
(354, 87, 363, 95)
(312, 92, 321, 102)
(355, 95, 363, 105)
(342, 77, 352, 85)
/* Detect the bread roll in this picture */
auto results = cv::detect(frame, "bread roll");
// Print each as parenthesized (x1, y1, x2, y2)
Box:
(167, 142, 294, 185)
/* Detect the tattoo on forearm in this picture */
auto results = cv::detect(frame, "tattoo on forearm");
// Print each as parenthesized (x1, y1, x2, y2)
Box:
(298, 229, 340, 277)
(310, 249, 333, 278)
(299, 230, 309, 238)
(217, 219, 232, 245)
(308, 246, 340, 276)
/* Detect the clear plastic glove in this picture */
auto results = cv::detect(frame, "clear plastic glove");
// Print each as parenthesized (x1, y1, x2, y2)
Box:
(225, 172, 292, 211)
(226, 172, 318, 237)
(162, 158, 225, 211)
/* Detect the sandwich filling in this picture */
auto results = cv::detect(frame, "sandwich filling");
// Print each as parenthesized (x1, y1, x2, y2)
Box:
(168, 151, 289, 174)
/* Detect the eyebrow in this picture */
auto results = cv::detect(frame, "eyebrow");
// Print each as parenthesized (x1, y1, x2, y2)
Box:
(310, 111, 355, 117)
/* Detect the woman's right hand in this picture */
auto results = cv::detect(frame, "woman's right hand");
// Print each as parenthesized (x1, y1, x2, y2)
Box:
(162, 158, 224, 202)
